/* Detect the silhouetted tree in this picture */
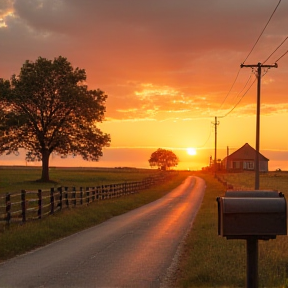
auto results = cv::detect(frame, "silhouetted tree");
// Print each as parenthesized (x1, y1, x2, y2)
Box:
(148, 148, 179, 170)
(0, 56, 110, 182)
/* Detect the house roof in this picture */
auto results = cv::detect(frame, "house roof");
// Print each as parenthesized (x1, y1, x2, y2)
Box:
(225, 143, 269, 161)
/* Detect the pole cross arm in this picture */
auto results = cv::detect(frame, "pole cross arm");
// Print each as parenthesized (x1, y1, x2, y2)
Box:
(240, 63, 278, 68)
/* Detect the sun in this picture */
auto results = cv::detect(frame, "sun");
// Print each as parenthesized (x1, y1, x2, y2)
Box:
(187, 147, 197, 156)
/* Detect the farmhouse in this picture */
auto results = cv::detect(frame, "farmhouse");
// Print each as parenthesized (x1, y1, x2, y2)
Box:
(221, 143, 269, 172)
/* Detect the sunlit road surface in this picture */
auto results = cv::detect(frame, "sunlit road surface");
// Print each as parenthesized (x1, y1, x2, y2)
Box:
(0, 176, 205, 288)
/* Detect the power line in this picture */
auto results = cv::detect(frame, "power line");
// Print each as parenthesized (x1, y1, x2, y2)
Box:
(231, 72, 253, 104)
(242, 0, 282, 64)
(218, 1, 283, 117)
(212, 116, 220, 176)
(275, 48, 288, 63)
(219, 77, 257, 118)
(263, 36, 288, 64)
(218, 72, 253, 117)
(197, 123, 213, 148)
(218, 65, 274, 119)
(218, 67, 242, 110)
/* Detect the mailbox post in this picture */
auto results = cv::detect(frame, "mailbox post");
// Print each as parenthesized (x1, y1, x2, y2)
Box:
(217, 190, 287, 288)
(247, 236, 258, 287)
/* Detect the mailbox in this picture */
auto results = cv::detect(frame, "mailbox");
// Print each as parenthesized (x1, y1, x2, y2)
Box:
(217, 190, 287, 240)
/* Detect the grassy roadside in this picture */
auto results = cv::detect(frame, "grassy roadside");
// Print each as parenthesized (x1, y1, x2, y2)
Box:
(174, 172, 288, 288)
(0, 171, 190, 262)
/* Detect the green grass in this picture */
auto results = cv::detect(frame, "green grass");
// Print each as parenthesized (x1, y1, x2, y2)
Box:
(2, 168, 288, 287)
(175, 171, 288, 288)
(0, 169, 190, 262)
(0, 166, 160, 194)
(222, 171, 288, 194)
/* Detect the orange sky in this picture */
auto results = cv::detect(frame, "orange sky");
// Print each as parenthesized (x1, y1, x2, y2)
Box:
(1, 0, 288, 170)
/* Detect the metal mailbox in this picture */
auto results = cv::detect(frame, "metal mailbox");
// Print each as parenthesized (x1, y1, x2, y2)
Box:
(217, 190, 287, 239)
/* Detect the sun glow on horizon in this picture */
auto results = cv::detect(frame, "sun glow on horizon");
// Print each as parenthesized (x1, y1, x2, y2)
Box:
(187, 147, 197, 156)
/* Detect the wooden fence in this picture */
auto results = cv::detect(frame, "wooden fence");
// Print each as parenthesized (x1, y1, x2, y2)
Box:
(215, 174, 234, 190)
(0, 173, 172, 226)
(215, 174, 252, 191)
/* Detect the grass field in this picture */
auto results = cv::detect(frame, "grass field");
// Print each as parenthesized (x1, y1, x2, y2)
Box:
(222, 171, 288, 194)
(0, 166, 161, 194)
(175, 171, 288, 288)
(1, 168, 288, 287)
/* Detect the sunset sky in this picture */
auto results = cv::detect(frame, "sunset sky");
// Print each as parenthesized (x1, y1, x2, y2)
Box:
(1, 0, 288, 170)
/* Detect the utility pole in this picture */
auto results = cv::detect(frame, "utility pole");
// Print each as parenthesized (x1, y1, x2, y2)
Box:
(226, 146, 229, 171)
(212, 116, 220, 177)
(240, 62, 277, 190)
(240, 62, 277, 288)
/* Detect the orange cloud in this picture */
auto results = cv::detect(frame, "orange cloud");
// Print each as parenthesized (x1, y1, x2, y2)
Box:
(1, 0, 288, 170)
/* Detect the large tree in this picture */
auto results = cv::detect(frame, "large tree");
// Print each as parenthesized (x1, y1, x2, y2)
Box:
(148, 148, 179, 170)
(0, 56, 110, 181)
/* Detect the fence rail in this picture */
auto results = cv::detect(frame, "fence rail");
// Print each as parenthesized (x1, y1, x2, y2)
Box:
(215, 174, 253, 191)
(0, 173, 173, 226)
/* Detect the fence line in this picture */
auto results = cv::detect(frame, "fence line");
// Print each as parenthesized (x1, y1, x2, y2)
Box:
(0, 173, 173, 226)
(215, 174, 253, 191)
(215, 174, 234, 190)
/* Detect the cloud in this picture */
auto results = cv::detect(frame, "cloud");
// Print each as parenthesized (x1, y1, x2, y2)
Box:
(0, 0, 287, 122)
(0, 0, 13, 27)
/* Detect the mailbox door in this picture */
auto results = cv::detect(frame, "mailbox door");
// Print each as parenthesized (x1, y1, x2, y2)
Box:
(218, 197, 287, 238)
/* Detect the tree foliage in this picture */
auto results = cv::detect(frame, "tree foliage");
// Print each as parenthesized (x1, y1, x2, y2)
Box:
(148, 148, 179, 170)
(0, 56, 110, 181)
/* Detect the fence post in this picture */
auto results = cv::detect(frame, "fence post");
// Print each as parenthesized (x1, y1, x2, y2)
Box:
(72, 187, 76, 206)
(38, 189, 42, 219)
(50, 188, 55, 215)
(92, 187, 96, 202)
(86, 187, 90, 204)
(114, 184, 117, 197)
(108, 185, 111, 198)
(65, 187, 69, 208)
(112, 184, 116, 197)
(58, 187, 63, 210)
(96, 186, 100, 200)
(5, 193, 11, 225)
(80, 187, 83, 205)
(121, 183, 124, 196)
(21, 190, 26, 223)
(105, 185, 108, 198)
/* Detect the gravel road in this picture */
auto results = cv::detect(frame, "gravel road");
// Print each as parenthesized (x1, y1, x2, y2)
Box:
(0, 176, 205, 288)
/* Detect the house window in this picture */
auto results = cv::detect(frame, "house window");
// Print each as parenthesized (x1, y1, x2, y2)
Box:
(248, 162, 254, 169)
(244, 161, 254, 170)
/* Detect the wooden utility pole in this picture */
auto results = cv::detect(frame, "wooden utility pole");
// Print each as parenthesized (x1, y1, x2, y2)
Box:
(213, 116, 220, 176)
(240, 62, 277, 190)
(240, 62, 277, 288)
(226, 146, 229, 171)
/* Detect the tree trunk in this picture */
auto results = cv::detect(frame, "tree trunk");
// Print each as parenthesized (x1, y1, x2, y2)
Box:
(41, 150, 50, 182)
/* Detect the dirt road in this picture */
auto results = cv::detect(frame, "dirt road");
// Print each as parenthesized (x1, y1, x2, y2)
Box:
(0, 176, 205, 288)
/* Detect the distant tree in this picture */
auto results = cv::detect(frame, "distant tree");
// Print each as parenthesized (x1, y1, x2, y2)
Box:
(0, 56, 110, 182)
(0, 102, 5, 137)
(148, 148, 179, 170)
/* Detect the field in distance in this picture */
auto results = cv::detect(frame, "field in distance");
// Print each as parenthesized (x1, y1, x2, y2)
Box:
(0, 166, 161, 194)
